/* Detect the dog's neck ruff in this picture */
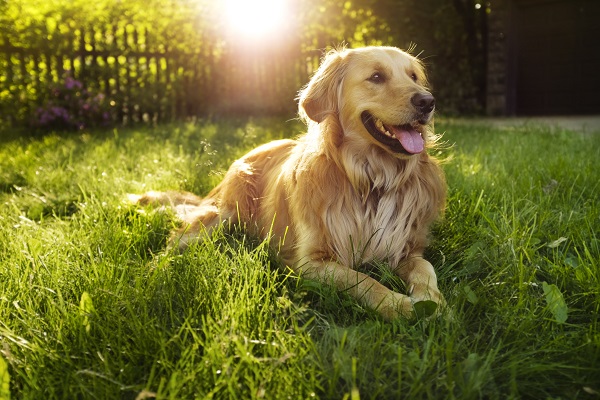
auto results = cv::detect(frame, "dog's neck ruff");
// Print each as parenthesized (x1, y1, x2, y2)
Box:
(340, 138, 421, 197)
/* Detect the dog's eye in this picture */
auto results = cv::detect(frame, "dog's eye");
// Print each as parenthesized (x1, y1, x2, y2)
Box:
(368, 72, 385, 84)
(410, 72, 418, 82)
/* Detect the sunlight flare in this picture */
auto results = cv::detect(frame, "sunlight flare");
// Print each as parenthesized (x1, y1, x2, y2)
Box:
(220, 0, 291, 41)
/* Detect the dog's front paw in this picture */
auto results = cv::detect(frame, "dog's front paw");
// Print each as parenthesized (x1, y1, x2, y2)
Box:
(376, 292, 415, 321)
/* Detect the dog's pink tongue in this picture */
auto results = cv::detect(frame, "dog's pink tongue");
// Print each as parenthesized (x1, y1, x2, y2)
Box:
(391, 126, 424, 154)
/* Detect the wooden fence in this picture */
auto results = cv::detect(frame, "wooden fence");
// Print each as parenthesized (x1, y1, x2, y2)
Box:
(0, 24, 318, 127)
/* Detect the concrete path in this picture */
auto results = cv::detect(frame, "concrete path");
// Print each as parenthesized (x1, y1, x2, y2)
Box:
(468, 115, 600, 134)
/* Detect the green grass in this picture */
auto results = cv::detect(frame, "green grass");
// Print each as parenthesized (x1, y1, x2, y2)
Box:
(0, 118, 599, 399)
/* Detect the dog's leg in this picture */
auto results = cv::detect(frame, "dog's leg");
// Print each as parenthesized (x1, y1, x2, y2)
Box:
(130, 190, 204, 208)
(169, 201, 238, 251)
(394, 256, 445, 316)
(131, 190, 237, 251)
(299, 261, 415, 320)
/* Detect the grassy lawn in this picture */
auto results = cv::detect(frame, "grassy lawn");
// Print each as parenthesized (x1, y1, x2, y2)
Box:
(0, 119, 599, 399)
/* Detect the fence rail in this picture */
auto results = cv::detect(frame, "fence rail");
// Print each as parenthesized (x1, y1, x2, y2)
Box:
(0, 24, 317, 128)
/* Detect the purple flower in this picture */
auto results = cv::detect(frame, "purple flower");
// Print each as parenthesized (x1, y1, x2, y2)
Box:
(65, 76, 83, 90)
(36, 73, 114, 130)
(49, 106, 70, 121)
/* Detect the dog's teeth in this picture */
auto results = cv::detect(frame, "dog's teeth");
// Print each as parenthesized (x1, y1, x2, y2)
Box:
(373, 119, 396, 137)
(376, 120, 389, 135)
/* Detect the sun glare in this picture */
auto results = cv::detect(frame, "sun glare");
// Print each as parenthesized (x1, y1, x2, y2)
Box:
(221, 0, 291, 41)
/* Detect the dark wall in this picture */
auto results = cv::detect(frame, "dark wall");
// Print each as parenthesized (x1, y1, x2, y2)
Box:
(488, 0, 600, 116)
(515, 0, 600, 115)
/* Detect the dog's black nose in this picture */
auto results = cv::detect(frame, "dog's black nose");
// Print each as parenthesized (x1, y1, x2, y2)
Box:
(411, 93, 435, 114)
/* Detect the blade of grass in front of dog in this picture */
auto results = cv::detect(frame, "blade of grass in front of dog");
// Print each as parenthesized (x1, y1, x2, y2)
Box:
(542, 282, 568, 323)
(412, 300, 437, 319)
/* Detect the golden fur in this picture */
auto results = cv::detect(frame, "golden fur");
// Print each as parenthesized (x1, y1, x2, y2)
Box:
(134, 46, 447, 320)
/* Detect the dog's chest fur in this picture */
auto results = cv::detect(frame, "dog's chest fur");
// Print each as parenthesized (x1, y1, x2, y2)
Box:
(322, 156, 430, 267)
(324, 183, 419, 267)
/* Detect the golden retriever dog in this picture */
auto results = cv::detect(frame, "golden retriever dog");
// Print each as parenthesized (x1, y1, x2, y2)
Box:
(133, 46, 447, 320)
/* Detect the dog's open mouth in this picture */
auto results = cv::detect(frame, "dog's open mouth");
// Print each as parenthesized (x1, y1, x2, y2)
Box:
(361, 111, 425, 154)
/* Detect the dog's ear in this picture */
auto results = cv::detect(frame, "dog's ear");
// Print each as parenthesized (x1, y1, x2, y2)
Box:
(298, 49, 347, 123)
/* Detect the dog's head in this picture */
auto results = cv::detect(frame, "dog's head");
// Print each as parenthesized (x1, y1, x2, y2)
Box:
(299, 46, 435, 157)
